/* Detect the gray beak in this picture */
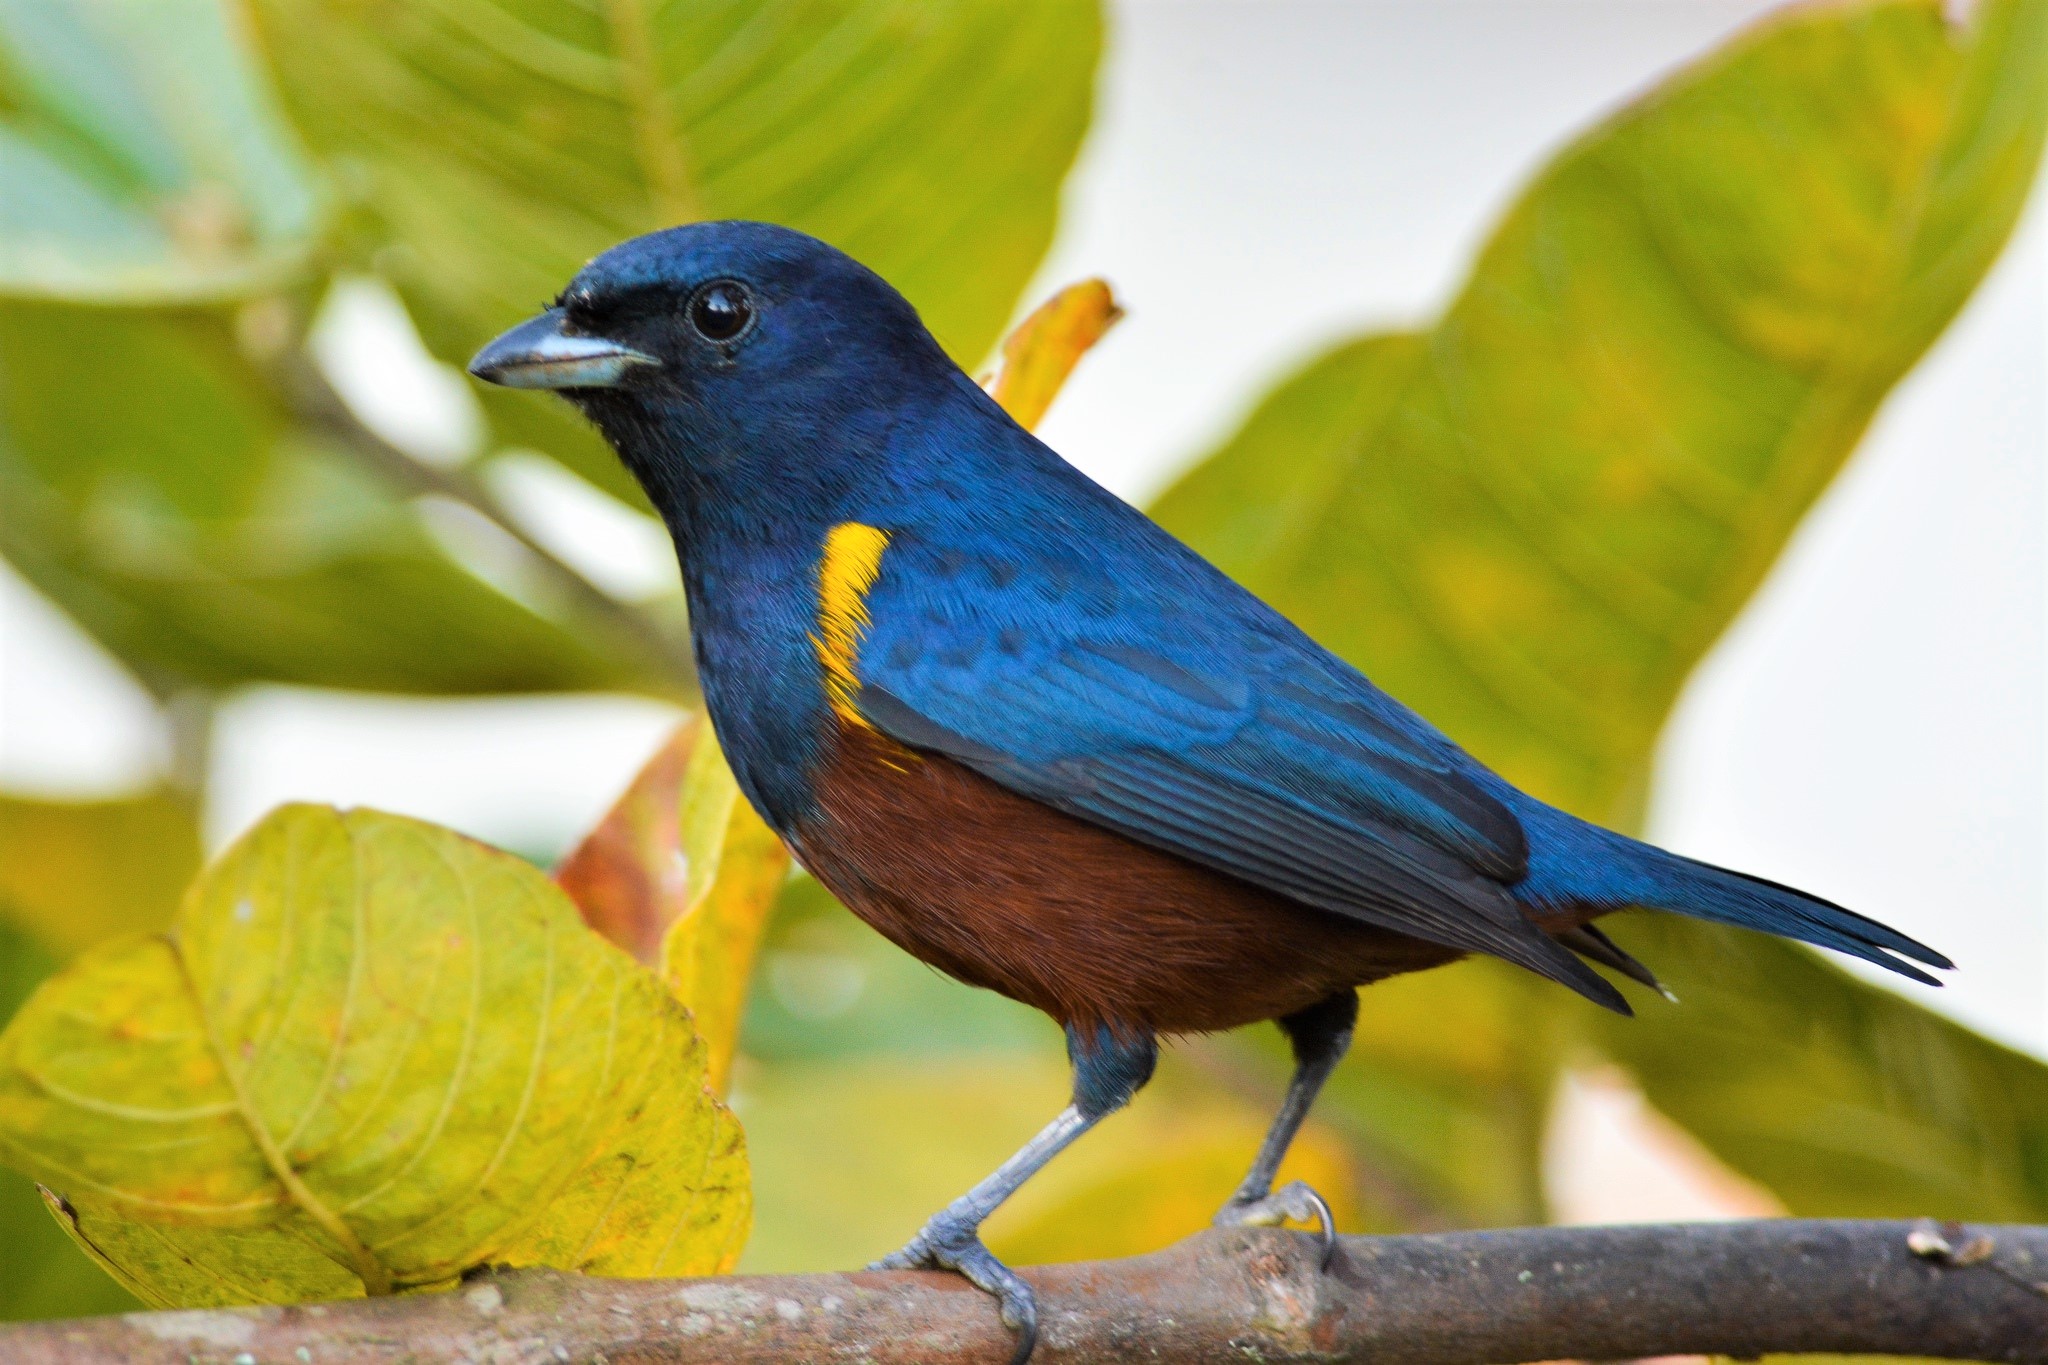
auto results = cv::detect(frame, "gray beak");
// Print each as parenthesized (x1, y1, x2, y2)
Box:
(467, 309, 659, 389)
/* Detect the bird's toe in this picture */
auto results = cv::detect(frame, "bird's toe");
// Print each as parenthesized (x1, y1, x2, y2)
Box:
(947, 1243, 1038, 1364)
(867, 1233, 937, 1272)
(1215, 1179, 1338, 1271)
(869, 1216, 1040, 1362)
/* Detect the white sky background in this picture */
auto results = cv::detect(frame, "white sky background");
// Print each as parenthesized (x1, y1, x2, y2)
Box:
(1, 1, 2042, 1055)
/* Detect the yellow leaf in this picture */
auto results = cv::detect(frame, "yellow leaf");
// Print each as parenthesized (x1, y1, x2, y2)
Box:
(0, 789, 200, 958)
(984, 279, 1123, 430)
(556, 718, 790, 1095)
(0, 804, 748, 1308)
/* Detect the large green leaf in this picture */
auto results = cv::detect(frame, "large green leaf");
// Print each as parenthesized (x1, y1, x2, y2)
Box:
(1153, 0, 2048, 1220)
(0, 804, 748, 1308)
(1596, 914, 2048, 1219)
(244, 0, 1102, 503)
(0, 302, 660, 695)
(1158, 0, 2044, 828)
(0, 0, 319, 303)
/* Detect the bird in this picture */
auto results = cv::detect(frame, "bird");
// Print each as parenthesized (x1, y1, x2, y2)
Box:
(469, 220, 1949, 1362)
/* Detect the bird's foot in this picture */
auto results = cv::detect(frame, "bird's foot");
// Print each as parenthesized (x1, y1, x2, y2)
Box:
(871, 1214, 1039, 1365)
(1214, 1179, 1338, 1272)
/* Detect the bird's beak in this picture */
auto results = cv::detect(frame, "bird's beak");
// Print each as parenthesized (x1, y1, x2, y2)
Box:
(467, 309, 659, 390)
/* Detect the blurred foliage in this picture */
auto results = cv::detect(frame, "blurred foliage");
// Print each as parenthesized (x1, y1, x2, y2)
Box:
(0, 0, 318, 301)
(244, 0, 1101, 508)
(0, 0, 1100, 704)
(0, 0, 2043, 1330)
(984, 276, 1122, 428)
(1593, 913, 2048, 1220)
(0, 789, 198, 955)
(1155, 0, 2045, 829)
(0, 804, 748, 1306)
(1154, 0, 2048, 1237)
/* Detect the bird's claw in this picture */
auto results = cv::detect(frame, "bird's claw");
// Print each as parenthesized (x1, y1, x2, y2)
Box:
(1215, 1179, 1339, 1272)
(870, 1216, 1040, 1365)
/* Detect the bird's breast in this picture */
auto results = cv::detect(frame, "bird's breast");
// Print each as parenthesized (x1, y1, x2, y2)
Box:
(791, 722, 1462, 1034)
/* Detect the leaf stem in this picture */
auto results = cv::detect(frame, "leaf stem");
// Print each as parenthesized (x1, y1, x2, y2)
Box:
(275, 349, 696, 687)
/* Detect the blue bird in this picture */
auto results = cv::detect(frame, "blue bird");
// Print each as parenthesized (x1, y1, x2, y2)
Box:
(471, 221, 1948, 1360)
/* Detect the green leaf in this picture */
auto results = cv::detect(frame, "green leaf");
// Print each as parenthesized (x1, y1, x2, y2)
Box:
(1153, 0, 2048, 1221)
(243, 0, 1102, 503)
(0, 302, 659, 695)
(0, 0, 319, 303)
(1157, 0, 2045, 827)
(0, 788, 201, 960)
(1595, 915, 2048, 1219)
(555, 716, 791, 1094)
(0, 803, 748, 1308)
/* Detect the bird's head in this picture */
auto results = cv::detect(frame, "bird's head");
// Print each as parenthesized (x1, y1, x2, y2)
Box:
(468, 221, 959, 513)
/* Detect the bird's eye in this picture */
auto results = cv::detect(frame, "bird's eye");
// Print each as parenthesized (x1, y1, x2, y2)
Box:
(688, 281, 754, 343)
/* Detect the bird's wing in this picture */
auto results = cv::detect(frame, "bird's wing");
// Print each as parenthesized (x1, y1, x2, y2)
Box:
(852, 561, 1626, 1011)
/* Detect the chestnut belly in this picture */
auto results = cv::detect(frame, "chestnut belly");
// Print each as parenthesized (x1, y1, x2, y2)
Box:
(788, 725, 1464, 1035)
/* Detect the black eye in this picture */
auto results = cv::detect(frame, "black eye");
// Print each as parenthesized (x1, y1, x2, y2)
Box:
(688, 281, 753, 343)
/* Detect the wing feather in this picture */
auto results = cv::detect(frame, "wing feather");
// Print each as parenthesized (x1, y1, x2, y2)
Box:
(850, 544, 1626, 1013)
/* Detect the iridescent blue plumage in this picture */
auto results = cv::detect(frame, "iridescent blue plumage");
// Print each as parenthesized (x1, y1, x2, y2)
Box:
(469, 220, 1950, 1359)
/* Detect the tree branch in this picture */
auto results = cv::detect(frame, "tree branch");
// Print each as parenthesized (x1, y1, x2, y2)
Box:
(3, 1220, 2042, 1363)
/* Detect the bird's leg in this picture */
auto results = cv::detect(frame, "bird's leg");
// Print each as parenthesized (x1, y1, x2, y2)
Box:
(871, 1023, 1156, 1365)
(1214, 989, 1358, 1269)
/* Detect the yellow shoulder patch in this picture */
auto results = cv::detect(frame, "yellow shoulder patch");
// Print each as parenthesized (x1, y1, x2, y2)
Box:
(813, 522, 891, 727)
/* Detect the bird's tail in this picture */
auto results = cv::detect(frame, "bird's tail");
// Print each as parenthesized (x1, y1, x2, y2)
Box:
(1517, 809, 1952, 988)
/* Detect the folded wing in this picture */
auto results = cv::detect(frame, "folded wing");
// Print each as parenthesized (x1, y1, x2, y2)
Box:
(855, 602, 1628, 1013)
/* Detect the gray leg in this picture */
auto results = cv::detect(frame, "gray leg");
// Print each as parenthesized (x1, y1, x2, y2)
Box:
(871, 1024, 1156, 1365)
(1215, 990, 1357, 1269)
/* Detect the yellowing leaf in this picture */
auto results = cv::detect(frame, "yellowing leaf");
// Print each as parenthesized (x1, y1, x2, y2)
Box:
(985, 279, 1123, 430)
(0, 789, 200, 958)
(0, 803, 748, 1308)
(556, 717, 790, 1095)
(556, 723, 704, 967)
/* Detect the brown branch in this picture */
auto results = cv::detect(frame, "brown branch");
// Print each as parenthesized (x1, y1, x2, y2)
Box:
(3, 1220, 2043, 1363)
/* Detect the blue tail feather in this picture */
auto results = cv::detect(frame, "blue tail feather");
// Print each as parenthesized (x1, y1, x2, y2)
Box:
(1510, 802, 1951, 987)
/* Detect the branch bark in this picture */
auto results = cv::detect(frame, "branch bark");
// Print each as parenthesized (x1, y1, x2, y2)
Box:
(3, 1220, 2043, 1364)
